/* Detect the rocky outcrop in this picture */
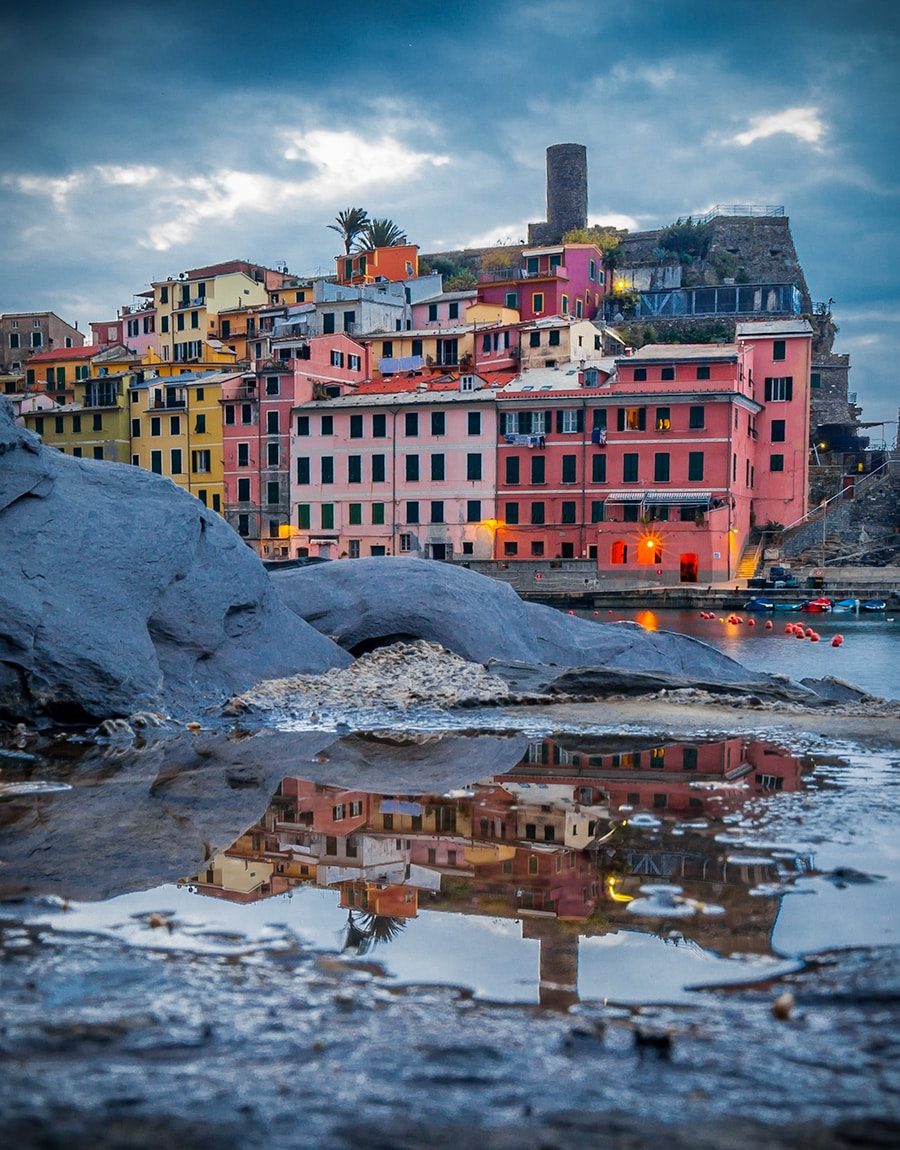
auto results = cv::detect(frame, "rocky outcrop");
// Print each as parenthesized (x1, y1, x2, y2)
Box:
(270, 557, 812, 700)
(0, 398, 348, 723)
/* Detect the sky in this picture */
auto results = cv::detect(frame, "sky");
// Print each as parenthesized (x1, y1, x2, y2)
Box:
(2, 0, 897, 438)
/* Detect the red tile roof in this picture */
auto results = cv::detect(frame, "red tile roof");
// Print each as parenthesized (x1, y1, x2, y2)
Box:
(27, 346, 98, 362)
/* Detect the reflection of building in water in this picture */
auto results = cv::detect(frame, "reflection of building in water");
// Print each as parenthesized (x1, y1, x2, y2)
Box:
(182, 736, 815, 1003)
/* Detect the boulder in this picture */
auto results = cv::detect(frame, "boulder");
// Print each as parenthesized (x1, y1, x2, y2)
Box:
(270, 557, 809, 699)
(0, 398, 348, 723)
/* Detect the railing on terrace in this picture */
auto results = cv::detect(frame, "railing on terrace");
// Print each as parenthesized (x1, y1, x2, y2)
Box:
(478, 265, 568, 284)
(606, 282, 801, 322)
(694, 205, 785, 224)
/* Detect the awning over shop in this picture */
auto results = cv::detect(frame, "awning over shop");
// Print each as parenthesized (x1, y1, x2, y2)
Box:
(603, 490, 644, 503)
(642, 489, 713, 505)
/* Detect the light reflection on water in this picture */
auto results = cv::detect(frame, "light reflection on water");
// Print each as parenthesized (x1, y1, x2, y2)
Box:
(576, 606, 900, 699)
(9, 731, 897, 1008)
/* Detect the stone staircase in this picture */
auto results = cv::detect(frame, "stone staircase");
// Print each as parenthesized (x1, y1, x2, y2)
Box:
(736, 541, 762, 580)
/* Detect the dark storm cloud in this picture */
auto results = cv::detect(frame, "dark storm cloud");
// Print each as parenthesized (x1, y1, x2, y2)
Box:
(2, 0, 897, 427)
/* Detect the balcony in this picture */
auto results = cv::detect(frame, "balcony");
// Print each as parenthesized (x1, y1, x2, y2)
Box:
(150, 388, 187, 410)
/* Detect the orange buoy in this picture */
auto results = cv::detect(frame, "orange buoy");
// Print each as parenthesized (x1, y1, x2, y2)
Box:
(810, 632, 820, 642)
(765, 619, 773, 629)
(784, 623, 794, 633)
(805, 627, 814, 637)
(747, 618, 756, 626)
(795, 629, 805, 639)
(832, 635, 843, 647)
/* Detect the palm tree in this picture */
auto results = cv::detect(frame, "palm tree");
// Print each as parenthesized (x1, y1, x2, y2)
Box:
(355, 217, 408, 251)
(341, 910, 407, 955)
(328, 207, 369, 255)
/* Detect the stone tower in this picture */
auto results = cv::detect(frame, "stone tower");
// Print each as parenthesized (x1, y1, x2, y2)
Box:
(528, 143, 588, 246)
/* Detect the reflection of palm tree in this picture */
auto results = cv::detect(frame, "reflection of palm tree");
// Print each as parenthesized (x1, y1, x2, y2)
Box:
(355, 217, 408, 250)
(328, 207, 369, 254)
(342, 909, 407, 955)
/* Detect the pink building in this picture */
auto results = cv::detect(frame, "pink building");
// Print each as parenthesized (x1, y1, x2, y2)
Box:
(478, 243, 607, 323)
(290, 376, 499, 560)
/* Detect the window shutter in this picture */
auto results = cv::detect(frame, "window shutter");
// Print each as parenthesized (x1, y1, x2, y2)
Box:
(638, 408, 646, 431)
(556, 410, 563, 433)
(764, 378, 772, 402)
(576, 409, 584, 432)
(617, 408, 625, 432)
(785, 377, 793, 401)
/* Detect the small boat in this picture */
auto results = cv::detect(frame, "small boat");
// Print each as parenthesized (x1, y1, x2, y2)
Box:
(772, 601, 804, 612)
(831, 598, 860, 613)
(801, 598, 832, 613)
(744, 598, 774, 612)
(861, 599, 887, 612)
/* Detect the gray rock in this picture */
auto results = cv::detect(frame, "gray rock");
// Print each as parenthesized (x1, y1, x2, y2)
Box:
(271, 557, 809, 699)
(0, 398, 348, 723)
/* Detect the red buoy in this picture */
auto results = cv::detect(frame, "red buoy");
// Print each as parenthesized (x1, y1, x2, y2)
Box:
(795, 629, 805, 639)
(832, 635, 844, 647)
(810, 632, 820, 642)
(747, 618, 756, 626)
(765, 620, 774, 629)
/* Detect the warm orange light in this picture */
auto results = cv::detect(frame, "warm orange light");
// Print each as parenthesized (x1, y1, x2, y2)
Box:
(635, 610, 658, 632)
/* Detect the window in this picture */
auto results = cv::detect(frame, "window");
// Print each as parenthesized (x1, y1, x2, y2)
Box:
(466, 500, 481, 522)
(372, 454, 386, 482)
(661, 366, 675, 381)
(466, 453, 482, 481)
(431, 453, 445, 481)
(448, 301, 459, 321)
(170, 448, 182, 474)
(504, 541, 518, 556)
(591, 454, 606, 483)
(297, 504, 311, 529)
(406, 455, 420, 481)
(655, 407, 671, 431)
(764, 376, 793, 402)
(531, 501, 545, 524)
(382, 340, 394, 358)
(322, 312, 335, 334)
(618, 407, 646, 431)
(561, 501, 576, 523)
(505, 501, 519, 524)
(688, 451, 704, 481)
(195, 414, 207, 434)
(237, 478, 251, 501)
(321, 415, 333, 435)
(348, 354, 361, 371)
(399, 533, 413, 553)
(696, 365, 710, 380)
(531, 541, 544, 556)
(53, 415, 63, 434)
(371, 502, 385, 525)
(529, 331, 541, 348)
(506, 456, 520, 484)
(505, 291, 518, 309)
(689, 405, 705, 429)
(562, 455, 576, 483)
(431, 411, 445, 436)
(633, 367, 647, 381)
(267, 481, 280, 504)
(238, 442, 250, 467)
(372, 413, 386, 438)
(773, 339, 786, 361)
(321, 457, 334, 484)
(406, 501, 420, 524)
(150, 450, 163, 474)
(8, 332, 19, 348)
(531, 455, 545, 484)
(405, 412, 418, 436)
(267, 442, 279, 467)
(430, 500, 444, 523)
(330, 350, 344, 368)
(242, 404, 253, 425)
(30, 331, 43, 348)
(224, 405, 236, 427)
(623, 453, 639, 483)
(349, 503, 362, 525)
(467, 411, 481, 435)
(348, 455, 362, 483)
(261, 410, 277, 435)
(561, 409, 579, 434)
(532, 292, 544, 313)
(321, 504, 334, 529)
(654, 453, 670, 482)
(771, 419, 786, 442)
(810, 372, 821, 388)
(770, 454, 785, 472)
(428, 303, 438, 322)
(591, 500, 605, 522)
(296, 457, 310, 485)
(168, 415, 180, 437)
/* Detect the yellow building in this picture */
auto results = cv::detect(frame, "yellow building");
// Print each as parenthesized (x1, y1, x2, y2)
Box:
(128, 371, 240, 514)
(151, 268, 269, 365)
(20, 369, 134, 463)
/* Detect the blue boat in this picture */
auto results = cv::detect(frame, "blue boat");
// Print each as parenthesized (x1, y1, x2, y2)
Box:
(832, 598, 860, 613)
(744, 598, 774, 612)
(861, 599, 887, 612)
(772, 601, 804, 612)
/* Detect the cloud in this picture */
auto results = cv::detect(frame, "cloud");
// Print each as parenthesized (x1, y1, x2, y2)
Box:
(727, 106, 827, 149)
(281, 129, 450, 198)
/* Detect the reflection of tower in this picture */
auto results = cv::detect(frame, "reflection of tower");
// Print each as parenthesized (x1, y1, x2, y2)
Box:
(528, 143, 588, 246)
(522, 918, 580, 1010)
